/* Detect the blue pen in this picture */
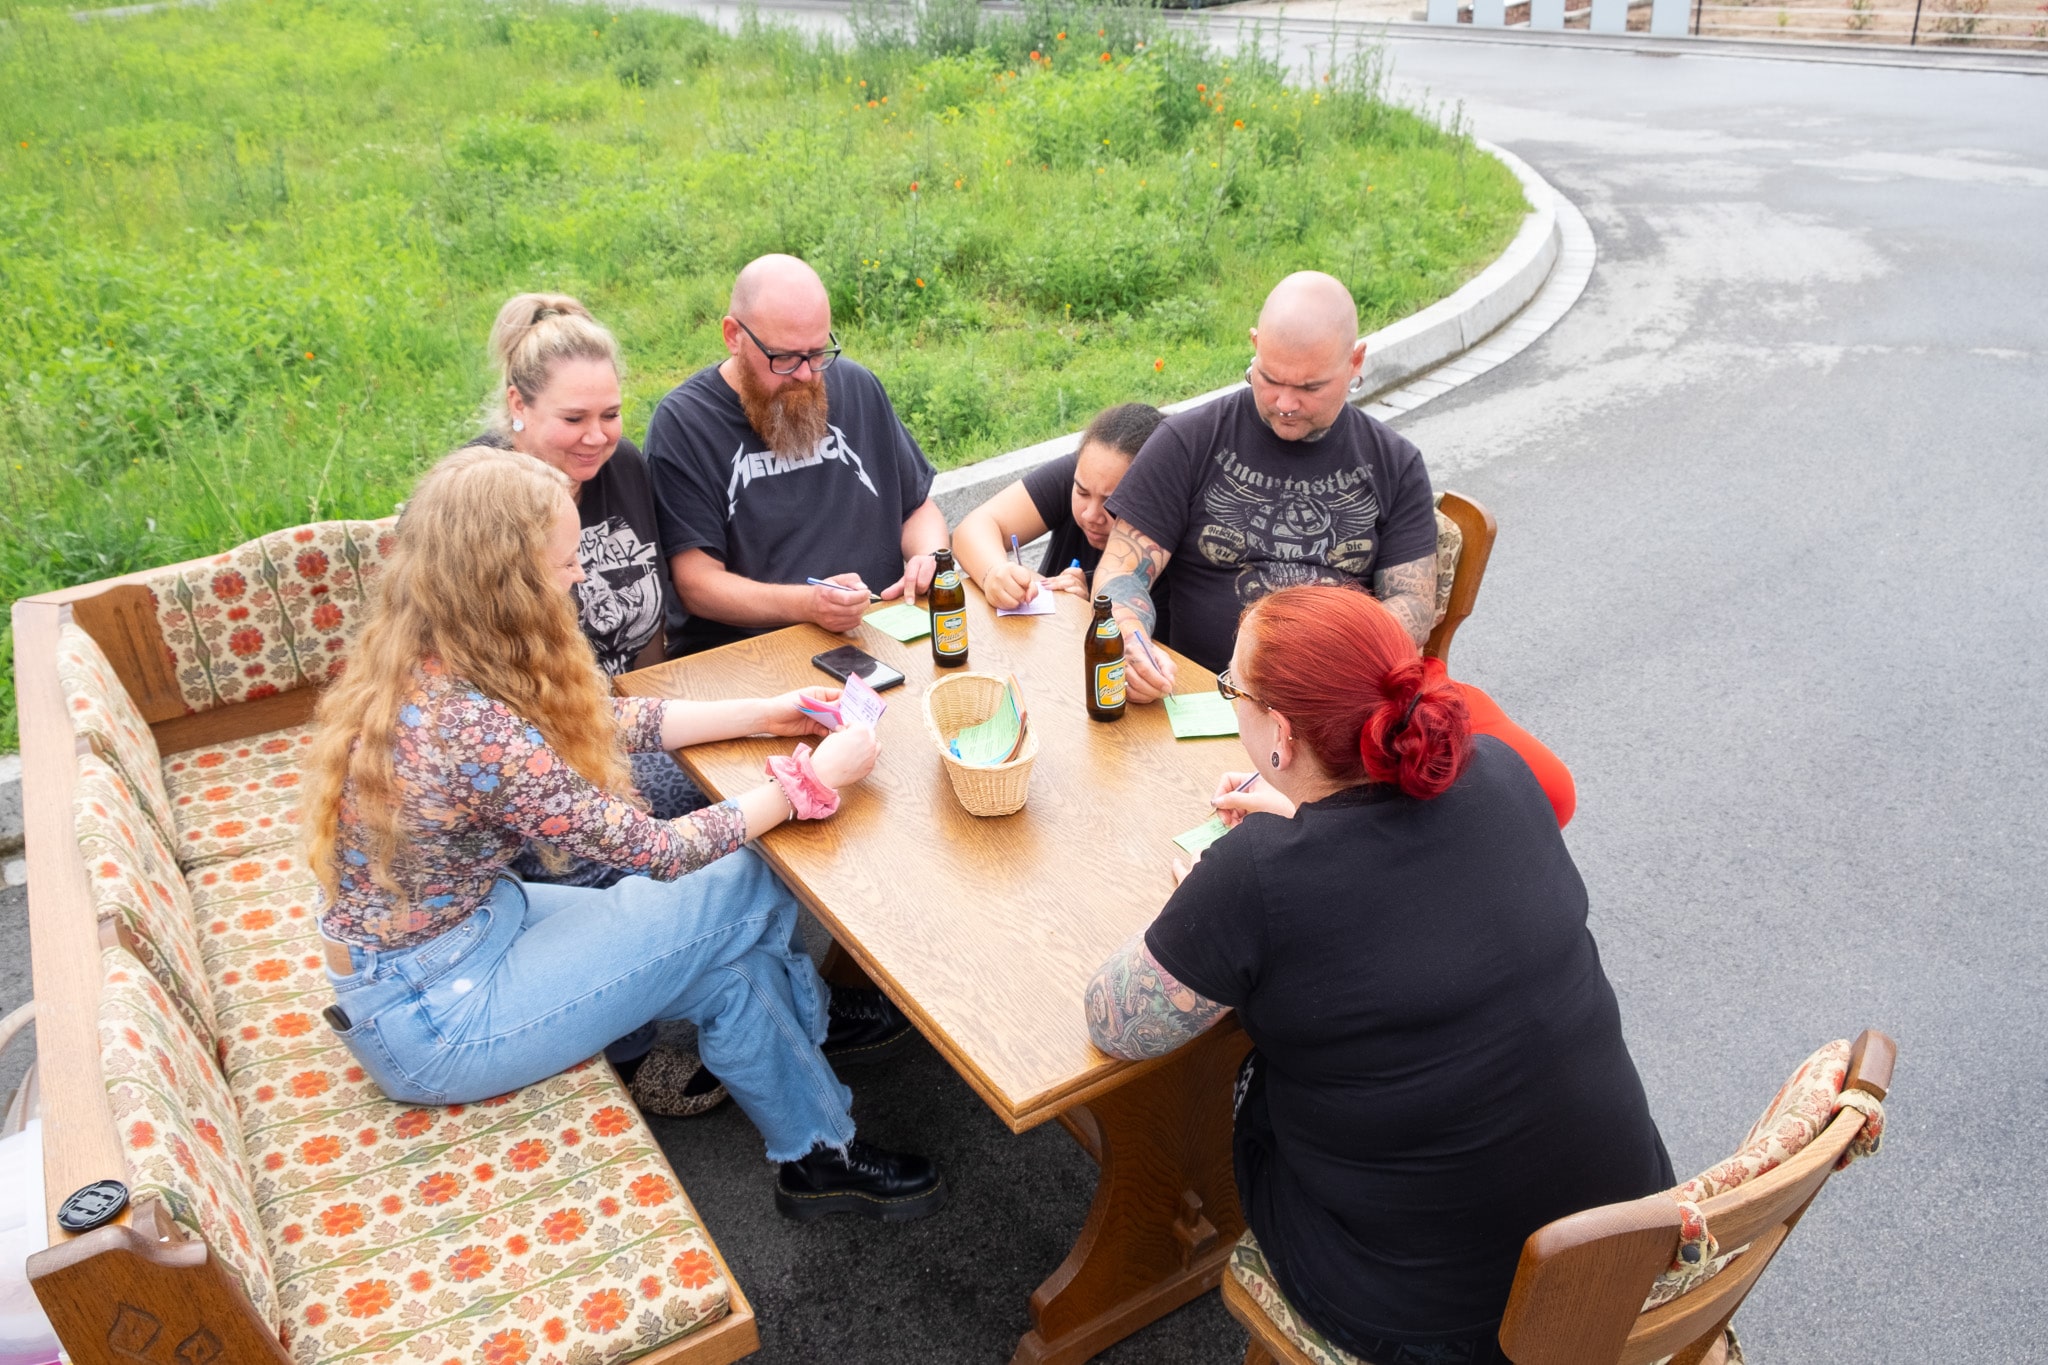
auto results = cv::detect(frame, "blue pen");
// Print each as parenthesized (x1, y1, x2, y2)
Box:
(805, 577, 883, 604)
(1131, 629, 1164, 672)
(1229, 772, 1262, 794)
(1010, 533, 1021, 567)
(1070, 559, 1081, 570)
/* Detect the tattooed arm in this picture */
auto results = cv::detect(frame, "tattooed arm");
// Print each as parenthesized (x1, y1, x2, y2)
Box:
(1374, 552, 1439, 650)
(1084, 930, 1231, 1060)
(1091, 519, 1178, 701)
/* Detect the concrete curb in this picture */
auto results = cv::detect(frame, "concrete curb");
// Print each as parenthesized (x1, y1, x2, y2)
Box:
(931, 137, 1568, 523)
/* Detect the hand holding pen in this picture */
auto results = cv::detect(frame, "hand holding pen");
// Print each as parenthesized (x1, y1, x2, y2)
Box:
(1210, 769, 1297, 825)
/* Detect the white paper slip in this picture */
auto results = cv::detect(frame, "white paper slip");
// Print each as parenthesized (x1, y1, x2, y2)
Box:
(996, 589, 1057, 617)
(840, 671, 889, 729)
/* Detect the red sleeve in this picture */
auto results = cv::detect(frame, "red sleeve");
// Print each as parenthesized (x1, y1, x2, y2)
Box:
(1451, 681, 1576, 828)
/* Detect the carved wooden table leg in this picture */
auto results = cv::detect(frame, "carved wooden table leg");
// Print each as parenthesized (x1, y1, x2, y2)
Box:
(1012, 1021, 1253, 1365)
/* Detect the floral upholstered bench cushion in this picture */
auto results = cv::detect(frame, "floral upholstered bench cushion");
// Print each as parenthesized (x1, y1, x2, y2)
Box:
(1228, 1231, 1368, 1365)
(146, 518, 394, 714)
(75, 754, 218, 1045)
(186, 853, 736, 1364)
(57, 623, 181, 854)
(161, 725, 314, 869)
(100, 946, 283, 1335)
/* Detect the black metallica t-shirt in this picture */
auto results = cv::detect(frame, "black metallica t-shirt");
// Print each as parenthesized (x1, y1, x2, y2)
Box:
(471, 433, 671, 675)
(645, 360, 936, 656)
(1146, 739, 1673, 1355)
(1105, 388, 1437, 672)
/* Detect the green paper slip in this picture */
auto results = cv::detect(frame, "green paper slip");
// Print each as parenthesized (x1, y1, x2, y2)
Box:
(864, 602, 930, 642)
(951, 680, 1023, 766)
(1173, 814, 1230, 856)
(1164, 691, 1239, 739)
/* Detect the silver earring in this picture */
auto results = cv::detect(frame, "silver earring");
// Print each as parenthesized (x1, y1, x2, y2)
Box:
(1270, 751, 1280, 768)
(1347, 375, 1366, 395)
(511, 418, 525, 433)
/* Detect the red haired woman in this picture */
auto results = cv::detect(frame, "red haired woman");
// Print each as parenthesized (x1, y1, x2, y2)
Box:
(1084, 585, 1669, 1364)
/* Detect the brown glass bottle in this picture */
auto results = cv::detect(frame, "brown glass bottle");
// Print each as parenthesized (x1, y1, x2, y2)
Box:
(929, 549, 968, 668)
(1084, 595, 1126, 721)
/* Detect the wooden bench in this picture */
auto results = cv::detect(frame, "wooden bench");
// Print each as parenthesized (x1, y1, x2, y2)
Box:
(14, 519, 758, 1365)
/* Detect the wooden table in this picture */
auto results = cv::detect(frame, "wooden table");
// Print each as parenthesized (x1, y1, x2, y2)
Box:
(617, 585, 1253, 1365)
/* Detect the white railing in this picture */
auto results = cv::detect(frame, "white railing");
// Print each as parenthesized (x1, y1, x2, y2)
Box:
(1424, 0, 2048, 44)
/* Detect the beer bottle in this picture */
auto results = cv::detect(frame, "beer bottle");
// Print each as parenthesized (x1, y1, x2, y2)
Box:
(1085, 595, 1126, 722)
(930, 549, 968, 669)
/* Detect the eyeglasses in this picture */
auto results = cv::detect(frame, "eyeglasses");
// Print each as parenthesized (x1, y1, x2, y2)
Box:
(1216, 668, 1267, 709)
(733, 318, 842, 376)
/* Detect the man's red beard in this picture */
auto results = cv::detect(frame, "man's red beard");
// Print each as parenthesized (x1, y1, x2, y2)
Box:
(733, 364, 831, 460)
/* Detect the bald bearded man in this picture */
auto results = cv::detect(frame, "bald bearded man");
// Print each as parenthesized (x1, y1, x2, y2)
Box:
(1096, 272, 1440, 701)
(647, 255, 952, 655)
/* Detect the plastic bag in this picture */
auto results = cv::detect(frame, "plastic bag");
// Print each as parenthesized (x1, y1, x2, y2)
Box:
(0, 1120, 62, 1365)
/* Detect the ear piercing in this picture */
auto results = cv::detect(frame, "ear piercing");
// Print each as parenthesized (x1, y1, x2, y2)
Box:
(511, 418, 525, 432)
(1270, 751, 1280, 768)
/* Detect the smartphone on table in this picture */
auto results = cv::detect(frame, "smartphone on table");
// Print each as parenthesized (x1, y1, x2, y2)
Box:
(811, 645, 906, 692)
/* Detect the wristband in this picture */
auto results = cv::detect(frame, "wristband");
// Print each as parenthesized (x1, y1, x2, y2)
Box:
(766, 744, 840, 820)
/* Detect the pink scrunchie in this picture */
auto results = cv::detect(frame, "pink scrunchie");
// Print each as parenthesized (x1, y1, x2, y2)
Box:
(766, 744, 840, 820)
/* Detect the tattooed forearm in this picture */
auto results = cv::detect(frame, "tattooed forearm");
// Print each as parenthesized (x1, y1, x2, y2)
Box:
(1093, 522, 1173, 635)
(1375, 553, 1439, 648)
(1084, 931, 1230, 1060)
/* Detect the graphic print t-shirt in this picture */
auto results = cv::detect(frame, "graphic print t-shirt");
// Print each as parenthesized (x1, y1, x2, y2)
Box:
(1105, 389, 1437, 672)
(646, 360, 936, 655)
(471, 434, 671, 675)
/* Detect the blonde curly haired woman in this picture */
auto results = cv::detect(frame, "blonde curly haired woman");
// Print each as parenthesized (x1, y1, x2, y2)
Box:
(304, 447, 946, 1223)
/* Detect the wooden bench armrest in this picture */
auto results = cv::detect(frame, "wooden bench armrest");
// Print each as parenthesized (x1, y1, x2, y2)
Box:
(28, 1197, 292, 1365)
(13, 600, 129, 1241)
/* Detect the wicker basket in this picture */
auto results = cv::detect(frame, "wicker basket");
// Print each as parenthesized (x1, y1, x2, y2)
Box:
(922, 671, 1038, 817)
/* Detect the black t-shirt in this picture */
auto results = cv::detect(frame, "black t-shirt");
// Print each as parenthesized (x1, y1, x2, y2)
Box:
(645, 360, 936, 655)
(1146, 739, 1673, 1351)
(1021, 450, 1174, 644)
(1105, 389, 1438, 671)
(472, 434, 671, 675)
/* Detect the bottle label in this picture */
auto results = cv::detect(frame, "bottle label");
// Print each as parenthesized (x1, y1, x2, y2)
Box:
(934, 570, 960, 592)
(934, 610, 967, 655)
(1093, 660, 1126, 710)
(1094, 617, 1121, 640)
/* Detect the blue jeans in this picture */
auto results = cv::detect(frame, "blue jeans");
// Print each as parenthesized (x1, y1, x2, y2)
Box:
(325, 848, 854, 1162)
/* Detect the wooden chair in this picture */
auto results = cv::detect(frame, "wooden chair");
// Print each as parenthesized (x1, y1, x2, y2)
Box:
(1223, 1029, 1894, 1365)
(1425, 490, 1496, 667)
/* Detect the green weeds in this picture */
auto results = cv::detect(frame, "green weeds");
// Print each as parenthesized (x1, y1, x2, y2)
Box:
(0, 0, 1524, 743)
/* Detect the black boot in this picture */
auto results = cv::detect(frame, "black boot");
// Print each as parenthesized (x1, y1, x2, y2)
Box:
(775, 1139, 948, 1223)
(822, 986, 916, 1067)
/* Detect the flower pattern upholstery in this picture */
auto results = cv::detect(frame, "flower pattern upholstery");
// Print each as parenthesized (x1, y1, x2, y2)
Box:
(57, 622, 182, 853)
(186, 851, 736, 1363)
(76, 754, 218, 1044)
(147, 519, 395, 714)
(1228, 1231, 1365, 1365)
(161, 725, 314, 869)
(1432, 506, 1463, 630)
(1644, 1038, 1886, 1313)
(100, 945, 282, 1334)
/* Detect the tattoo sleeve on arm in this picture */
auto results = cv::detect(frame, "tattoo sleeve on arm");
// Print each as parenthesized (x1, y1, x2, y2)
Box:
(1095, 522, 1173, 635)
(1374, 553, 1439, 649)
(1084, 930, 1230, 1060)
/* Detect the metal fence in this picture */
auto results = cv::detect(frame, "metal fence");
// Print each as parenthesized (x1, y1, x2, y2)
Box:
(1426, 0, 2048, 46)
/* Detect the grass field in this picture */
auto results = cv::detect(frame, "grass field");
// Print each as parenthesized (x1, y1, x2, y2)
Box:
(0, 0, 1526, 743)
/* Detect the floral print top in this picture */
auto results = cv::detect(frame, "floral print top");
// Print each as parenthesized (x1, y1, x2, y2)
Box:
(320, 660, 747, 949)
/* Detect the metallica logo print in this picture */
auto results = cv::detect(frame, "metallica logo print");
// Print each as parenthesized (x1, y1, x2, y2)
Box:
(1195, 448, 1380, 603)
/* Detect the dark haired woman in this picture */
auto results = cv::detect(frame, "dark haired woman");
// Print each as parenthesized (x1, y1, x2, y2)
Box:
(1084, 585, 1669, 1364)
(953, 403, 1171, 619)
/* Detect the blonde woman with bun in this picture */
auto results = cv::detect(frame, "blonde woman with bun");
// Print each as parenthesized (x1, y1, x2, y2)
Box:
(304, 447, 947, 1223)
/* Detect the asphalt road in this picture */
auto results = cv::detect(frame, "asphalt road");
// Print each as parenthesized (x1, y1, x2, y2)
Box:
(7, 19, 2044, 1365)
(625, 26, 2048, 1362)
